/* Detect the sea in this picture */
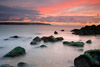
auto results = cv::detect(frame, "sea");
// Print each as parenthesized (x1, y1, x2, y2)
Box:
(0, 25, 100, 67)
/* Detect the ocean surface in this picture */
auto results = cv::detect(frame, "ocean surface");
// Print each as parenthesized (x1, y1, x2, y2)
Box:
(0, 25, 100, 67)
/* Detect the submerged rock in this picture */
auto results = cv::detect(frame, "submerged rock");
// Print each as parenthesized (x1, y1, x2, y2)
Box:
(86, 40, 92, 44)
(74, 49, 100, 67)
(30, 41, 37, 45)
(61, 29, 65, 31)
(4, 46, 26, 57)
(40, 45, 47, 48)
(63, 41, 84, 47)
(0, 64, 13, 67)
(18, 62, 27, 67)
(54, 31, 58, 34)
(10, 35, 20, 38)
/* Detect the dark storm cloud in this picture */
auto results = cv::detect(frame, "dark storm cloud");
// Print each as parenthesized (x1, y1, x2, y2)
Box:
(0, 5, 40, 17)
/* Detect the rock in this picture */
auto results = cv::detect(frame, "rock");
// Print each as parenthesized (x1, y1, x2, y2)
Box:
(40, 45, 47, 48)
(74, 49, 100, 67)
(30, 41, 37, 45)
(18, 62, 27, 67)
(41, 35, 64, 42)
(78, 49, 84, 52)
(56, 37, 64, 41)
(71, 25, 100, 35)
(33, 36, 41, 42)
(4, 46, 26, 57)
(30, 36, 41, 45)
(41, 36, 56, 42)
(0, 64, 13, 67)
(63, 41, 84, 47)
(54, 31, 58, 34)
(10, 35, 20, 38)
(4, 39, 9, 40)
(61, 29, 65, 31)
(86, 40, 92, 44)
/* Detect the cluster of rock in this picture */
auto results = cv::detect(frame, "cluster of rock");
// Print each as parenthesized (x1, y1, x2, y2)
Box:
(71, 25, 100, 35)
(74, 49, 100, 67)
(30, 36, 64, 45)
(63, 41, 84, 47)
(0, 62, 28, 67)
(4, 35, 21, 40)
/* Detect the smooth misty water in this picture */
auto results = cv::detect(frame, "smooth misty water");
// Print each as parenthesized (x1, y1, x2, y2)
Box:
(0, 25, 100, 67)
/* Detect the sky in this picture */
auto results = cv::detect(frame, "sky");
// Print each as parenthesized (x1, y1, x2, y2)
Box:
(0, 0, 100, 17)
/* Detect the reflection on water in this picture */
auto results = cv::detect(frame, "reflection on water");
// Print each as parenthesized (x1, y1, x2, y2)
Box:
(0, 25, 100, 67)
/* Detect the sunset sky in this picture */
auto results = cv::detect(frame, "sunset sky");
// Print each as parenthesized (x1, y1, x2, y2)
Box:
(0, 0, 100, 17)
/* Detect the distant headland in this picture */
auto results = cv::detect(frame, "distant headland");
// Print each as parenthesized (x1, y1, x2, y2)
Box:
(0, 22, 51, 25)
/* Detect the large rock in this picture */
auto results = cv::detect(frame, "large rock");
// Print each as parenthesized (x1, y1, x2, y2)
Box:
(0, 64, 13, 67)
(4, 46, 26, 57)
(74, 49, 100, 67)
(41, 36, 64, 42)
(71, 25, 100, 35)
(63, 41, 84, 47)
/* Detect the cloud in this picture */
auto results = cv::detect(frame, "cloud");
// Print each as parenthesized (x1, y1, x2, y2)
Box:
(0, 5, 40, 17)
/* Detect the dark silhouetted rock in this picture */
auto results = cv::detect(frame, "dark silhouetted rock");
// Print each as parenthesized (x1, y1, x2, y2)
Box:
(74, 49, 100, 67)
(61, 29, 65, 31)
(40, 45, 47, 48)
(86, 40, 92, 44)
(71, 25, 100, 35)
(0, 64, 13, 67)
(4, 46, 26, 57)
(18, 62, 27, 67)
(63, 41, 84, 47)
(10, 35, 20, 38)
(54, 31, 58, 34)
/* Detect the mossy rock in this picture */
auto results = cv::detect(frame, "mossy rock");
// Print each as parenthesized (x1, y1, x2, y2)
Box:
(30, 41, 37, 45)
(63, 41, 84, 47)
(74, 49, 100, 67)
(18, 62, 27, 67)
(86, 40, 92, 44)
(4, 46, 26, 57)
(56, 37, 64, 41)
(40, 45, 47, 48)
(33, 36, 41, 42)
(41, 35, 64, 42)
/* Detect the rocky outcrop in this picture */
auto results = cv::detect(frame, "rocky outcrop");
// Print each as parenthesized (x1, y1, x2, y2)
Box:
(74, 49, 100, 67)
(71, 25, 100, 35)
